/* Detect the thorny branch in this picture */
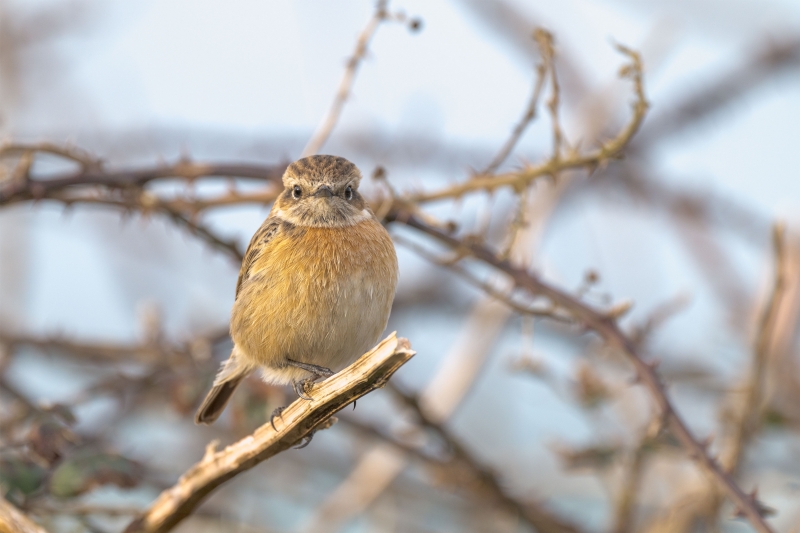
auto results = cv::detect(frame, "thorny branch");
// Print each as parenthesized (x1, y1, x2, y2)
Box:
(386, 383, 585, 533)
(386, 209, 776, 533)
(405, 42, 647, 204)
(482, 28, 550, 174)
(725, 224, 789, 476)
(0, 148, 285, 205)
(696, 223, 792, 523)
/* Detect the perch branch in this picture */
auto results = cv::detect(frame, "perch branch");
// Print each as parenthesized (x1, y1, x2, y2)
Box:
(123, 333, 414, 533)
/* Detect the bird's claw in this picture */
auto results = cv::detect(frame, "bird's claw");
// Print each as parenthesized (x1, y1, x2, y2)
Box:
(292, 378, 314, 401)
(270, 406, 285, 431)
(294, 433, 314, 449)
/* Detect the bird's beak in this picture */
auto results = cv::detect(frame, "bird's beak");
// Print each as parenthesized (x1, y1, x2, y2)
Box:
(314, 186, 334, 198)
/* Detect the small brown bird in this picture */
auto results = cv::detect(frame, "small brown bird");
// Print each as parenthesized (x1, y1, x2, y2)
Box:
(195, 155, 398, 426)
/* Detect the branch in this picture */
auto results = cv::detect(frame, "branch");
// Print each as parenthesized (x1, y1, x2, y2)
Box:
(0, 327, 228, 365)
(123, 333, 414, 533)
(0, 149, 285, 206)
(610, 420, 656, 533)
(387, 383, 585, 533)
(302, 0, 417, 156)
(406, 42, 648, 203)
(725, 224, 789, 475)
(0, 146, 282, 260)
(634, 36, 800, 149)
(159, 205, 245, 262)
(387, 209, 776, 533)
(0, 498, 49, 533)
(694, 223, 792, 523)
(482, 29, 549, 174)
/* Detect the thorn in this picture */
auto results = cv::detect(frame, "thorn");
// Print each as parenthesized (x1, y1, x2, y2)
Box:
(732, 488, 777, 519)
(605, 299, 633, 319)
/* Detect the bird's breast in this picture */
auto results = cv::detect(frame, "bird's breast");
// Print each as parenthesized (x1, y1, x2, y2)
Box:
(230, 218, 398, 376)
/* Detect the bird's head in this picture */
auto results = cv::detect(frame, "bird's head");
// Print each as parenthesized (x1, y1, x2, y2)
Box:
(273, 155, 371, 227)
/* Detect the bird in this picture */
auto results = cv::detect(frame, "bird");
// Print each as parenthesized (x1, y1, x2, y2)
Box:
(195, 155, 398, 427)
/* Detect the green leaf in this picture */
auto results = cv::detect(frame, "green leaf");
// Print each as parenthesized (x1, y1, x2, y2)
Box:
(0, 458, 48, 497)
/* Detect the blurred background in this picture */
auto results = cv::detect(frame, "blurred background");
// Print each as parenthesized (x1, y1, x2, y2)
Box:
(1, 0, 800, 532)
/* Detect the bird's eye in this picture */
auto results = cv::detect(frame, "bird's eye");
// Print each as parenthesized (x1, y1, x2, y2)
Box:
(344, 185, 353, 200)
(292, 185, 302, 199)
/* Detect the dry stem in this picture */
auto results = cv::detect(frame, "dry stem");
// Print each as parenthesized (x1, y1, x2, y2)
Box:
(388, 383, 585, 533)
(389, 209, 775, 533)
(482, 29, 550, 174)
(406, 43, 647, 204)
(302, 0, 392, 156)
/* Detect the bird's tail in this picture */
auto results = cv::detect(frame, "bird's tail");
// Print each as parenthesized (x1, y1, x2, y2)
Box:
(195, 346, 252, 425)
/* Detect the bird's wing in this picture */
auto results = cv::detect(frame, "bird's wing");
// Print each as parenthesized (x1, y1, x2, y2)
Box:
(235, 217, 282, 299)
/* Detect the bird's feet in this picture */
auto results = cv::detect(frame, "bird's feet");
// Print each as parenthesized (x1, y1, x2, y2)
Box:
(294, 433, 314, 449)
(270, 406, 285, 431)
(287, 359, 335, 401)
(286, 359, 334, 378)
(269, 405, 317, 448)
(292, 377, 316, 400)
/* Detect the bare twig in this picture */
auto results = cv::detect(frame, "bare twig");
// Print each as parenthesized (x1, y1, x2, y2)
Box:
(393, 234, 572, 322)
(0, 150, 285, 206)
(0, 327, 228, 365)
(0, 146, 284, 260)
(693, 223, 792, 523)
(159, 204, 245, 261)
(538, 29, 563, 160)
(388, 209, 776, 533)
(724, 224, 788, 476)
(123, 334, 414, 533)
(482, 29, 549, 174)
(302, 1, 400, 157)
(406, 43, 647, 203)
(388, 383, 585, 533)
(610, 418, 659, 533)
